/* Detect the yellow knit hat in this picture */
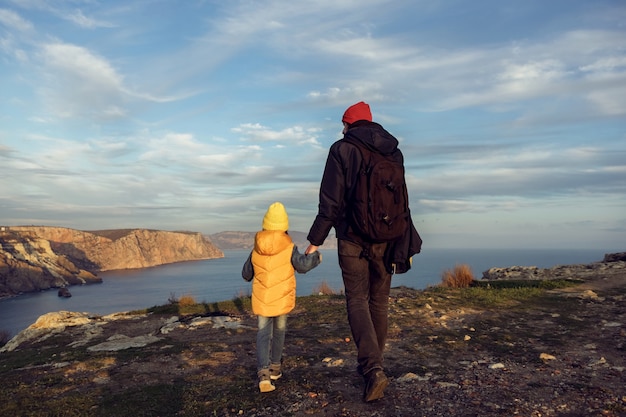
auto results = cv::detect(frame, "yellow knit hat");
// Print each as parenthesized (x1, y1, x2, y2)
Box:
(262, 202, 289, 231)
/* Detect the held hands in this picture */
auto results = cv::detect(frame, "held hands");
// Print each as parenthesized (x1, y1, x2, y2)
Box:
(305, 244, 319, 255)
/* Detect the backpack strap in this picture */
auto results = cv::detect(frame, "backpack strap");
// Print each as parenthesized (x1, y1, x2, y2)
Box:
(341, 135, 369, 192)
(342, 135, 376, 181)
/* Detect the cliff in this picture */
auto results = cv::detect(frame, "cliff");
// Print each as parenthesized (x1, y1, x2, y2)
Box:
(0, 226, 224, 297)
(0, 229, 101, 297)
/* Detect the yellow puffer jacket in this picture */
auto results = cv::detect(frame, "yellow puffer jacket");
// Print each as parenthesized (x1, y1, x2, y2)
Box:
(251, 230, 296, 317)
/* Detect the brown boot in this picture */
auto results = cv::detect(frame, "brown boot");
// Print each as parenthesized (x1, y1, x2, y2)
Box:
(363, 369, 388, 402)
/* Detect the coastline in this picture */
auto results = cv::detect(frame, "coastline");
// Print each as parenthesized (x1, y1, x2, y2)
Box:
(1, 249, 622, 338)
(1, 261, 624, 416)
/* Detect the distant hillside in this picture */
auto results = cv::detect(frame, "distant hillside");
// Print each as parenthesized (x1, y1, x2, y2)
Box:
(208, 231, 337, 251)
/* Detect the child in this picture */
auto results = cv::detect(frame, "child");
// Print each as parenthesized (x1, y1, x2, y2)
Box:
(242, 202, 322, 393)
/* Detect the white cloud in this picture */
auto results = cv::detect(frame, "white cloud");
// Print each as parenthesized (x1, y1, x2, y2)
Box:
(0, 8, 33, 32)
(408, 31, 626, 117)
(34, 41, 188, 122)
(584, 74, 626, 116)
(579, 56, 626, 73)
(64, 9, 115, 29)
(232, 123, 321, 146)
(36, 42, 127, 120)
(41, 43, 123, 88)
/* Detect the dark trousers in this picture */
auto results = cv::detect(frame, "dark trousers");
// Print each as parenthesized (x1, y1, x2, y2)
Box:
(338, 239, 392, 376)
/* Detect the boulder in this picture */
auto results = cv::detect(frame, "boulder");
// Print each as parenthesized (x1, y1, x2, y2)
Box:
(58, 287, 72, 297)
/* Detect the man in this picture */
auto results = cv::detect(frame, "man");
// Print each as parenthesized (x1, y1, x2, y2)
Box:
(305, 101, 421, 402)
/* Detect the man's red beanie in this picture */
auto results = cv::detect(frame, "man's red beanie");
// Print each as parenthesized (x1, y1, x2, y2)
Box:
(342, 101, 372, 125)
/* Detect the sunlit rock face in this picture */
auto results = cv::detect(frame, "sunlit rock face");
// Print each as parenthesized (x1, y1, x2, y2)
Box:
(0, 226, 224, 297)
(0, 230, 100, 297)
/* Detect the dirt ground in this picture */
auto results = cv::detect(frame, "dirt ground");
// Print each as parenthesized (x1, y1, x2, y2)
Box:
(1, 271, 625, 417)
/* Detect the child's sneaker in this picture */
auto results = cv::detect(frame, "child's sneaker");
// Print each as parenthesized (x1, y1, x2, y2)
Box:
(269, 363, 282, 380)
(258, 369, 275, 393)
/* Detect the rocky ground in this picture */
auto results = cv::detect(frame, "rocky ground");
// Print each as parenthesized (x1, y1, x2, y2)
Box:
(0, 263, 625, 416)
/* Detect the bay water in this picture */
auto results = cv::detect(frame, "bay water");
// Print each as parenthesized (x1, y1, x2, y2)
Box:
(0, 248, 614, 337)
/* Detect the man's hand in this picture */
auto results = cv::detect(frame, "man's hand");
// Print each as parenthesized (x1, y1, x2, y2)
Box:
(305, 244, 319, 255)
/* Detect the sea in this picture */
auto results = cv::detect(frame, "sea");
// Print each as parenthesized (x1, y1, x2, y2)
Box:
(0, 248, 617, 337)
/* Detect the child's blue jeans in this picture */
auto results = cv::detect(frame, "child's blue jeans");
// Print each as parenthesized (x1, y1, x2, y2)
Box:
(257, 314, 287, 371)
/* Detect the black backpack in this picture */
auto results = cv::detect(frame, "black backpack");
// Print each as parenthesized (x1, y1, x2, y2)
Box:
(343, 136, 410, 243)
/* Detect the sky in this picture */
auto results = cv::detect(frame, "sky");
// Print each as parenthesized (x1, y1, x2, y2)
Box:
(0, 0, 625, 250)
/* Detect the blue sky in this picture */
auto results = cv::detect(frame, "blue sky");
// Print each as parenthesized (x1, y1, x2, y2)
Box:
(1, 0, 625, 250)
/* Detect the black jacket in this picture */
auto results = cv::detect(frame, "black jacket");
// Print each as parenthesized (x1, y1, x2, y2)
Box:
(307, 120, 404, 247)
(308, 120, 422, 273)
(384, 214, 422, 274)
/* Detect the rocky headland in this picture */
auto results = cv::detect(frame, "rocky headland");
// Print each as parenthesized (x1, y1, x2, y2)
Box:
(482, 251, 626, 281)
(0, 226, 223, 298)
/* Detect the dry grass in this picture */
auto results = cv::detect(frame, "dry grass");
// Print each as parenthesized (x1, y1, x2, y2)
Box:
(233, 288, 251, 300)
(313, 280, 341, 295)
(178, 294, 197, 307)
(441, 263, 475, 288)
(161, 293, 206, 315)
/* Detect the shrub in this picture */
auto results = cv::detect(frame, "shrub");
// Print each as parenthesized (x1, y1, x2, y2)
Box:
(232, 289, 250, 301)
(0, 329, 10, 346)
(167, 292, 178, 304)
(314, 281, 340, 295)
(178, 294, 197, 307)
(441, 264, 475, 288)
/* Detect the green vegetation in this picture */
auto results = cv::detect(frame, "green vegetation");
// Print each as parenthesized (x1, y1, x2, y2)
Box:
(130, 292, 253, 317)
